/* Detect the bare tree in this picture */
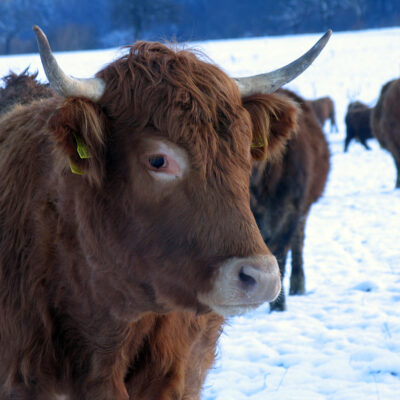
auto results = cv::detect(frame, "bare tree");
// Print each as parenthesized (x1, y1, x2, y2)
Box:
(111, 0, 181, 41)
(281, 0, 316, 33)
(341, 0, 368, 27)
(0, 0, 54, 54)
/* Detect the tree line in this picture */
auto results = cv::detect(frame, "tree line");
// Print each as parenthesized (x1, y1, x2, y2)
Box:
(0, 0, 399, 55)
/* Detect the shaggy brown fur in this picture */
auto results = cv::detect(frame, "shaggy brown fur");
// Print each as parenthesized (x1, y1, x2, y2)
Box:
(309, 96, 338, 133)
(250, 89, 330, 311)
(0, 44, 298, 399)
(371, 78, 400, 188)
(344, 101, 373, 152)
(0, 68, 53, 115)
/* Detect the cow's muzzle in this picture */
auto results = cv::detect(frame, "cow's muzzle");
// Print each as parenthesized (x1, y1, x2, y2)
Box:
(198, 255, 281, 317)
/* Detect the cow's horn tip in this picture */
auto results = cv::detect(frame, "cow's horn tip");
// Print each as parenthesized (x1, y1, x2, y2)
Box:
(32, 25, 46, 39)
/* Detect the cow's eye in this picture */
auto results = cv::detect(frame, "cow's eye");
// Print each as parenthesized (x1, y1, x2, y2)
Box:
(148, 155, 167, 170)
(141, 142, 185, 181)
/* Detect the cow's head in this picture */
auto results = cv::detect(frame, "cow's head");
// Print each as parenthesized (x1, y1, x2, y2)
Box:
(34, 26, 330, 318)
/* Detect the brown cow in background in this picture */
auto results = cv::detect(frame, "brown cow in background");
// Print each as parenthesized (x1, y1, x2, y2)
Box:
(0, 25, 330, 399)
(250, 89, 330, 311)
(371, 78, 400, 188)
(344, 101, 373, 152)
(0, 68, 53, 114)
(309, 96, 338, 133)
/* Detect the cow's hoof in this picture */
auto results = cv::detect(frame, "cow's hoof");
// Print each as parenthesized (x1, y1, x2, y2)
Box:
(289, 277, 305, 295)
(269, 300, 286, 312)
(289, 285, 305, 296)
(289, 288, 305, 295)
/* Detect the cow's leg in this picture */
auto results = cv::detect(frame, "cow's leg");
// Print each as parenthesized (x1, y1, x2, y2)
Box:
(396, 159, 400, 189)
(289, 215, 306, 295)
(269, 247, 289, 312)
(344, 134, 352, 152)
(360, 139, 371, 150)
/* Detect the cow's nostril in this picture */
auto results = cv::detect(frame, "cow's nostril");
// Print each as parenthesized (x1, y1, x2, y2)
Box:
(239, 266, 257, 287)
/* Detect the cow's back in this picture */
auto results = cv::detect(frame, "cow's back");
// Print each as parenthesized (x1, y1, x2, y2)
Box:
(310, 96, 334, 125)
(252, 89, 329, 223)
(293, 93, 330, 207)
(0, 70, 53, 115)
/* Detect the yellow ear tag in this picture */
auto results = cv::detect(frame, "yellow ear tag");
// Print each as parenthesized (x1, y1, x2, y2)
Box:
(70, 160, 84, 175)
(73, 133, 91, 159)
(70, 133, 92, 175)
(251, 135, 268, 149)
(251, 141, 265, 149)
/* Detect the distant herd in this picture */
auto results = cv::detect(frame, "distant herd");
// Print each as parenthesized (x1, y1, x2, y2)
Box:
(309, 82, 400, 190)
(0, 27, 398, 399)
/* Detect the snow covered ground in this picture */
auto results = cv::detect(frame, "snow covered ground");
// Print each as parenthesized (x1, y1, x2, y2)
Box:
(1, 27, 399, 399)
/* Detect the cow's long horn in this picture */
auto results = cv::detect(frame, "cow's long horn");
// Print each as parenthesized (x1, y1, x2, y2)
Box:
(33, 25, 105, 101)
(234, 30, 332, 96)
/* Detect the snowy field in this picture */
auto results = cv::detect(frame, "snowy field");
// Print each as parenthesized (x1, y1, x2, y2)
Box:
(0, 27, 399, 399)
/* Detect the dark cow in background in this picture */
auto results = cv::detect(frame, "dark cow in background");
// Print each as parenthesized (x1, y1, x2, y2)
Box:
(344, 100, 373, 152)
(0, 25, 330, 399)
(309, 96, 338, 133)
(250, 89, 330, 311)
(0, 68, 53, 114)
(371, 78, 400, 188)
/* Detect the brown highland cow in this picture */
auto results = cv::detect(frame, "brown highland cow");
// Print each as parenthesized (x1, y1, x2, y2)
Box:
(344, 100, 373, 152)
(371, 78, 400, 188)
(250, 89, 330, 311)
(0, 26, 330, 399)
(309, 96, 338, 133)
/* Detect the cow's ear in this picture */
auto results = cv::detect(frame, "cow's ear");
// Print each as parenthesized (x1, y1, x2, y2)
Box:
(48, 98, 107, 186)
(242, 93, 298, 161)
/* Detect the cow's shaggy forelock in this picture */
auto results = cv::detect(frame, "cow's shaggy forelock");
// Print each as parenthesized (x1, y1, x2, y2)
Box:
(97, 42, 253, 180)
